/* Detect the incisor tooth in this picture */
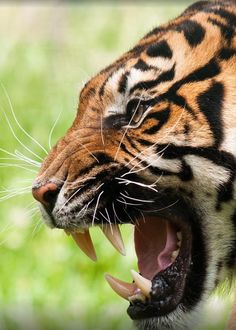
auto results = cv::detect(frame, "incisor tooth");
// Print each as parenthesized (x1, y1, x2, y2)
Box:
(128, 293, 146, 303)
(64, 229, 70, 236)
(102, 225, 126, 256)
(171, 249, 180, 262)
(177, 231, 182, 241)
(71, 229, 97, 262)
(105, 273, 136, 300)
(130, 270, 152, 297)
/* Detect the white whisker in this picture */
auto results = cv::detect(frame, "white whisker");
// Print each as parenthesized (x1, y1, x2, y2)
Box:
(100, 112, 105, 146)
(0, 83, 48, 155)
(0, 163, 38, 173)
(48, 111, 62, 150)
(120, 192, 154, 203)
(117, 197, 142, 207)
(58, 186, 84, 212)
(92, 190, 103, 227)
(77, 198, 94, 218)
(1, 110, 44, 161)
(105, 207, 113, 233)
(112, 202, 124, 224)
(145, 199, 179, 213)
(14, 150, 41, 167)
(77, 140, 99, 163)
(117, 177, 159, 193)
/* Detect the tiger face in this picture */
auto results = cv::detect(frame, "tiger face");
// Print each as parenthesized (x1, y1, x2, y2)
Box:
(32, 1, 236, 329)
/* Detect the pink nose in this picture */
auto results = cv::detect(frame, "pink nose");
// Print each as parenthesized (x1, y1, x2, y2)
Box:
(32, 182, 59, 207)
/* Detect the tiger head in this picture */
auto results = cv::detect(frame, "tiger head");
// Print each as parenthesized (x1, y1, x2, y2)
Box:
(32, 1, 236, 329)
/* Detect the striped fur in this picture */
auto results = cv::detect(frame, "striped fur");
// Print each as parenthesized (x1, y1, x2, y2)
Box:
(33, 1, 236, 329)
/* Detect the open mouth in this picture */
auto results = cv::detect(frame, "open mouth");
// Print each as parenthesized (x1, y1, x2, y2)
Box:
(65, 210, 193, 320)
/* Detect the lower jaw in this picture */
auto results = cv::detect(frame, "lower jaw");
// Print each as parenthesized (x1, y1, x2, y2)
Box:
(127, 242, 191, 320)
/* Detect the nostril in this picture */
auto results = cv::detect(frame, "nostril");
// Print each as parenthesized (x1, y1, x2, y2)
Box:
(32, 182, 60, 210)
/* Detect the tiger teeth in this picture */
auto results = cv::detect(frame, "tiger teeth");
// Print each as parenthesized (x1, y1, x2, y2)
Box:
(71, 229, 97, 262)
(105, 273, 136, 300)
(66, 224, 126, 261)
(130, 270, 152, 297)
(128, 292, 146, 303)
(64, 229, 71, 236)
(177, 231, 182, 240)
(171, 249, 180, 262)
(102, 224, 126, 256)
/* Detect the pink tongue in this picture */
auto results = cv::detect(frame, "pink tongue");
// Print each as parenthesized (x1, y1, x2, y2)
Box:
(134, 216, 178, 280)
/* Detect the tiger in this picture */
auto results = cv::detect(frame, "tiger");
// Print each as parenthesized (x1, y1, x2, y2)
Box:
(31, 1, 236, 329)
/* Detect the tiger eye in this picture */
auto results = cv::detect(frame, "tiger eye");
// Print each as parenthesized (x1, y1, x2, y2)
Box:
(132, 104, 146, 124)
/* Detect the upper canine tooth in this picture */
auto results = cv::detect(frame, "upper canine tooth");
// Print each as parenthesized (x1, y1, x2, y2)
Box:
(105, 273, 136, 300)
(102, 224, 126, 256)
(130, 270, 151, 297)
(71, 229, 97, 262)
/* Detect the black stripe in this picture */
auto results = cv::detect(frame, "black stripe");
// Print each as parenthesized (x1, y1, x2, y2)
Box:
(156, 144, 236, 171)
(99, 64, 125, 97)
(76, 152, 114, 177)
(159, 91, 195, 117)
(183, 1, 210, 14)
(156, 58, 220, 117)
(137, 138, 153, 147)
(178, 58, 220, 85)
(216, 171, 235, 209)
(226, 211, 236, 268)
(218, 48, 236, 60)
(143, 108, 170, 135)
(142, 26, 165, 39)
(146, 40, 173, 58)
(175, 20, 205, 47)
(126, 135, 141, 153)
(197, 82, 224, 147)
(134, 59, 152, 71)
(104, 114, 129, 129)
(179, 159, 193, 181)
(204, 7, 236, 29)
(120, 142, 137, 159)
(71, 165, 122, 211)
(118, 73, 128, 94)
(208, 18, 234, 43)
(130, 65, 175, 95)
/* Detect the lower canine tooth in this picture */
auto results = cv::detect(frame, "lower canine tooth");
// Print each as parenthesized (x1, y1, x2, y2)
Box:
(130, 270, 151, 297)
(105, 273, 136, 300)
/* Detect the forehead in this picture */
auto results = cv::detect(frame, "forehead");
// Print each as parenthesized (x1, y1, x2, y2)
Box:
(80, 40, 175, 112)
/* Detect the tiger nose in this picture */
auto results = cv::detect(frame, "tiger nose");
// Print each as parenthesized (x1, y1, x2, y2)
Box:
(32, 182, 59, 208)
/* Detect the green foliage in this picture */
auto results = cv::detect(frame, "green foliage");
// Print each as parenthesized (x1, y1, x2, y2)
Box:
(0, 3, 232, 329)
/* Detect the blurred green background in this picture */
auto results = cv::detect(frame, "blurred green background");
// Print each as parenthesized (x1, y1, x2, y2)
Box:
(0, 2, 233, 329)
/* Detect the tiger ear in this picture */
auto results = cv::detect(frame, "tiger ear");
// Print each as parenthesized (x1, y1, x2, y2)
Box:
(227, 292, 236, 330)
